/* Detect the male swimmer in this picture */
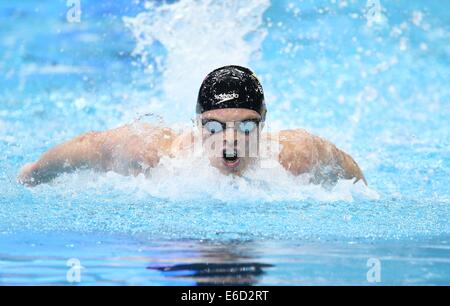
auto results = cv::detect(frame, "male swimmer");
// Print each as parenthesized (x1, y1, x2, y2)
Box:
(18, 65, 366, 186)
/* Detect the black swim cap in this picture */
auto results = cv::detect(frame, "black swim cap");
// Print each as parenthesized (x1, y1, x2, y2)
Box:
(196, 65, 266, 121)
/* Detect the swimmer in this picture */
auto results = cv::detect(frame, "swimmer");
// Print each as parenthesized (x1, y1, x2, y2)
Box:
(18, 65, 366, 186)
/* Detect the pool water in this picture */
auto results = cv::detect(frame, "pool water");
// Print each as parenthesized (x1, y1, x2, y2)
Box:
(0, 0, 449, 285)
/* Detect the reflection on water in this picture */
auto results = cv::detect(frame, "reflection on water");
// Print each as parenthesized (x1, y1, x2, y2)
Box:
(147, 241, 274, 286)
(150, 263, 273, 286)
(1, 233, 450, 285)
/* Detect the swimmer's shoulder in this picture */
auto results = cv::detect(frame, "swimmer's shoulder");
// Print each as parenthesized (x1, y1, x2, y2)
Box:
(275, 128, 367, 184)
(102, 123, 179, 140)
(271, 128, 316, 145)
(265, 129, 315, 175)
(123, 123, 196, 157)
(94, 123, 180, 156)
(276, 128, 339, 160)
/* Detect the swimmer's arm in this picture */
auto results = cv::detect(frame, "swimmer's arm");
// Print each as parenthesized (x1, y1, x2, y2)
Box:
(17, 131, 106, 186)
(278, 129, 367, 185)
(18, 125, 175, 186)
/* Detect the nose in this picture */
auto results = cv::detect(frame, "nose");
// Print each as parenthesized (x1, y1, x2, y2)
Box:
(223, 139, 238, 156)
(223, 122, 237, 155)
(223, 123, 237, 143)
(222, 123, 241, 157)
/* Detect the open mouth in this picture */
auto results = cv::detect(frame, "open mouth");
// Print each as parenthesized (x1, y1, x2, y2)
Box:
(222, 149, 240, 168)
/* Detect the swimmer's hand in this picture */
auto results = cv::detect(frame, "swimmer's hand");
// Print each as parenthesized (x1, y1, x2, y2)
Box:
(17, 162, 39, 187)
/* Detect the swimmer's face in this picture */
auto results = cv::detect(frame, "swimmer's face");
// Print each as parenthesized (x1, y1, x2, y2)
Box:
(199, 108, 262, 175)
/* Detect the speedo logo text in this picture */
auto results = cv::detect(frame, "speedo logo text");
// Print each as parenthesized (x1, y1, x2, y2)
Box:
(214, 93, 239, 103)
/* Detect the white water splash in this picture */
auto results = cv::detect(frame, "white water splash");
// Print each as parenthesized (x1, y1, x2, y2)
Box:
(40, 151, 378, 204)
(124, 0, 270, 121)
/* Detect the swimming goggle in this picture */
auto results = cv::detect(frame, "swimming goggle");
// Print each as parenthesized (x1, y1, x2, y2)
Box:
(202, 119, 259, 135)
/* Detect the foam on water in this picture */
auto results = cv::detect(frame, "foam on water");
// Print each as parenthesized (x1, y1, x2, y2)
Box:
(123, 0, 270, 121)
(2, 148, 444, 241)
(1, 132, 384, 239)
(1, 163, 446, 240)
(39, 152, 378, 204)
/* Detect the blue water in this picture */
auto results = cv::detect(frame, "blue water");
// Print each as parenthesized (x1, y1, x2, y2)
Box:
(1, 0, 449, 285)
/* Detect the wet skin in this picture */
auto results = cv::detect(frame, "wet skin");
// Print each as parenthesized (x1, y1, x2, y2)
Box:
(18, 108, 366, 186)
